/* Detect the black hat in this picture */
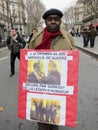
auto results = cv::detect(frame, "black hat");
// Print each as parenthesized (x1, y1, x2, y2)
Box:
(42, 8, 63, 20)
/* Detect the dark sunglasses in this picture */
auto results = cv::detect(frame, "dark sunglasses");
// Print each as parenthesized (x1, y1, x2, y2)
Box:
(46, 16, 61, 21)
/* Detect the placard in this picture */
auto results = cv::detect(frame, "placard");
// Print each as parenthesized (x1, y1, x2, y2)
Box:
(18, 49, 79, 127)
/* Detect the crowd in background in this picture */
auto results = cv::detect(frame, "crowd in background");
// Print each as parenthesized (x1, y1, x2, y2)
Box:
(69, 25, 98, 48)
(80, 25, 97, 48)
(0, 25, 97, 49)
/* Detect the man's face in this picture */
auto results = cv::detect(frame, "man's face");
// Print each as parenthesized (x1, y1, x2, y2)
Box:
(10, 30, 17, 37)
(45, 15, 61, 33)
(32, 29, 37, 34)
(34, 65, 40, 73)
(48, 62, 57, 72)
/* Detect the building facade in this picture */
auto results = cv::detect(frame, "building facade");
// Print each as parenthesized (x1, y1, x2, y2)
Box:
(0, 0, 26, 39)
(74, 0, 84, 33)
(83, 0, 98, 26)
(0, 0, 10, 39)
(8, 0, 26, 35)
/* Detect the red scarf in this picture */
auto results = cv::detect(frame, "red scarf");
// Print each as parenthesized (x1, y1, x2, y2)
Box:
(35, 28, 61, 49)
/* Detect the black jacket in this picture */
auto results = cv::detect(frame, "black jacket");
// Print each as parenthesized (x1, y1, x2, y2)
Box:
(6, 33, 26, 53)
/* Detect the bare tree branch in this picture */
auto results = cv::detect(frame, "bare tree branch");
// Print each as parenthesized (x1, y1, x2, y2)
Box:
(25, 0, 46, 32)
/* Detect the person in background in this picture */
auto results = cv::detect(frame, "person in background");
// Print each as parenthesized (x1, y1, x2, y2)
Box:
(76, 28, 80, 37)
(70, 30, 75, 37)
(6, 29, 26, 77)
(88, 26, 97, 48)
(28, 28, 38, 43)
(29, 8, 75, 130)
(81, 26, 89, 47)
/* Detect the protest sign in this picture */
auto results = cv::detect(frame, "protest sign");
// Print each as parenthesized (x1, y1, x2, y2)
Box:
(18, 49, 79, 127)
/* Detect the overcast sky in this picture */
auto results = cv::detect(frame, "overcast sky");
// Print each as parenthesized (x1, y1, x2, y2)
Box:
(41, 0, 78, 11)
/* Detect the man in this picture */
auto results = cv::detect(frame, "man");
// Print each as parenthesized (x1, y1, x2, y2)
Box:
(6, 29, 26, 77)
(88, 26, 97, 48)
(28, 62, 42, 83)
(42, 60, 61, 85)
(29, 8, 75, 130)
(81, 26, 89, 47)
(28, 28, 38, 43)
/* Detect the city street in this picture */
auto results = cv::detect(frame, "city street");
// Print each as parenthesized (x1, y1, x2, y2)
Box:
(0, 45, 98, 130)
(0, 0, 98, 129)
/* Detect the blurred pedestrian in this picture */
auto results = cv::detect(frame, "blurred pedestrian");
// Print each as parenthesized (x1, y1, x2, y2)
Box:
(70, 30, 75, 37)
(28, 28, 38, 43)
(29, 8, 75, 130)
(6, 29, 26, 77)
(81, 26, 89, 47)
(76, 28, 80, 37)
(88, 26, 97, 48)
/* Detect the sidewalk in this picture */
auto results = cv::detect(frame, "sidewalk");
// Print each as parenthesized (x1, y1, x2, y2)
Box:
(74, 36, 98, 58)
